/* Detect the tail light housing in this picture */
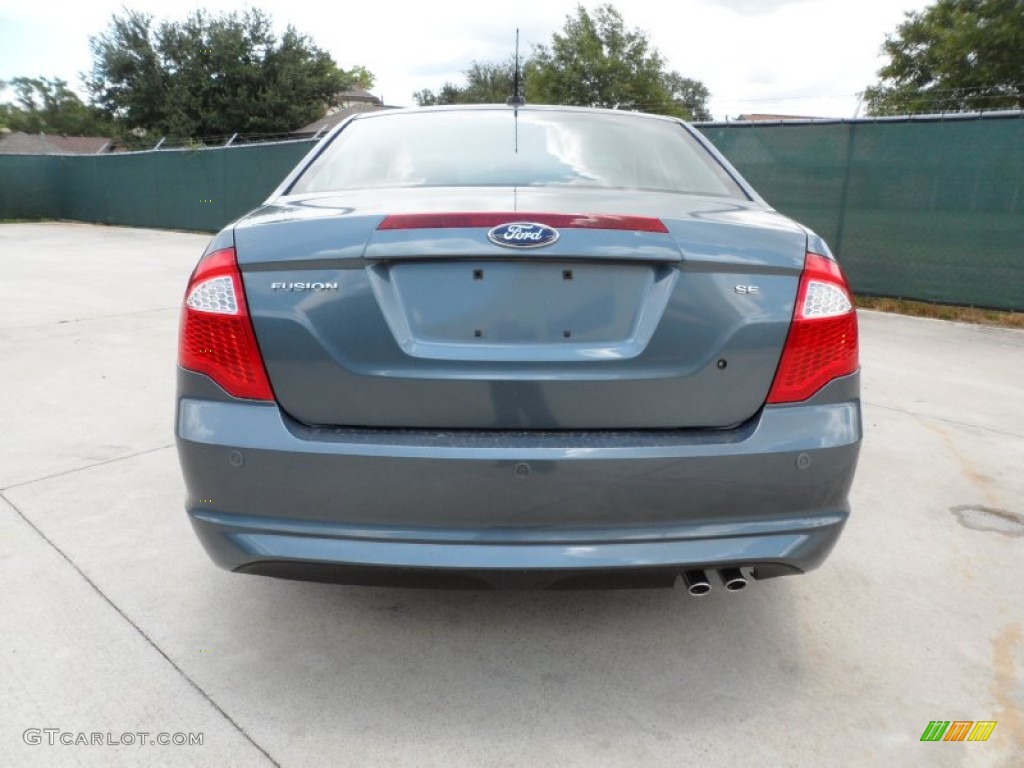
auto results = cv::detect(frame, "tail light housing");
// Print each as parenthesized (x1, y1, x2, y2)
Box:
(178, 247, 274, 401)
(767, 252, 859, 403)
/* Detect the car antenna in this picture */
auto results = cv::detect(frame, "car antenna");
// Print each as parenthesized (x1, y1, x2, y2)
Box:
(506, 28, 525, 108)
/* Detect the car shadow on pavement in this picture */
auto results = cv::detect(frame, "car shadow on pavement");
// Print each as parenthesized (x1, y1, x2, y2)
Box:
(189, 574, 809, 750)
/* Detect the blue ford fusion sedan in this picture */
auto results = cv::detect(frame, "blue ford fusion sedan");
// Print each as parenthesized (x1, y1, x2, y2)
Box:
(176, 105, 861, 593)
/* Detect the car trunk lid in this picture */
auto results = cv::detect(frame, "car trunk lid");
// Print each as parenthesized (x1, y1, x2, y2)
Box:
(235, 187, 807, 429)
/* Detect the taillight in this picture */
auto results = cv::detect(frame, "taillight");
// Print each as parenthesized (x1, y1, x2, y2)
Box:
(767, 252, 858, 403)
(178, 247, 274, 401)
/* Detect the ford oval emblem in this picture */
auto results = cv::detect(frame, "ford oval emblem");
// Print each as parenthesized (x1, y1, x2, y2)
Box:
(487, 222, 560, 249)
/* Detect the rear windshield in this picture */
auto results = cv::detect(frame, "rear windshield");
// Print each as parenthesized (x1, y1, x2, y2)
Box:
(288, 109, 746, 198)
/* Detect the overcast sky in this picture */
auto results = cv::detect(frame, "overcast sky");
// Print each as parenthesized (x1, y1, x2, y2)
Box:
(0, 0, 934, 121)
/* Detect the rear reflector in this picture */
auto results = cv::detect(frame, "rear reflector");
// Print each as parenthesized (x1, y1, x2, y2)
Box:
(767, 252, 858, 404)
(378, 212, 669, 233)
(179, 247, 274, 401)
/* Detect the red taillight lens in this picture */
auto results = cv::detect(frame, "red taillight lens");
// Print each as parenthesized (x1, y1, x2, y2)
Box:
(178, 247, 274, 401)
(767, 252, 859, 404)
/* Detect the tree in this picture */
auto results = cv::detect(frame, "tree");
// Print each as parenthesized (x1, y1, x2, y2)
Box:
(0, 80, 10, 131)
(661, 72, 712, 122)
(346, 66, 375, 91)
(863, 0, 1024, 115)
(413, 5, 711, 121)
(87, 8, 372, 137)
(414, 60, 516, 106)
(0, 77, 112, 135)
(527, 4, 710, 120)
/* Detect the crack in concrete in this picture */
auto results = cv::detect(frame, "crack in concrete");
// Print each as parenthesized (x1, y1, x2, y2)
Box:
(0, 490, 281, 768)
(0, 306, 179, 334)
(862, 401, 1024, 440)
(0, 444, 177, 492)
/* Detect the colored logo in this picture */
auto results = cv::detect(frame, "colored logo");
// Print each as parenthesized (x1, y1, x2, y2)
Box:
(920, 721, 997, 742)
(487, 222, 560, 249)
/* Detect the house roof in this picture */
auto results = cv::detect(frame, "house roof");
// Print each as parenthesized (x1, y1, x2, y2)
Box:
(0, 131, 112, 155)
(293, 103, 396, 135)
(737, 113, 825, 122)
(335, 87, 381, 104)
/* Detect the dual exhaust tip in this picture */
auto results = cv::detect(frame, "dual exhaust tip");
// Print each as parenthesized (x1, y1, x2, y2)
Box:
(683, 568, 747, 596)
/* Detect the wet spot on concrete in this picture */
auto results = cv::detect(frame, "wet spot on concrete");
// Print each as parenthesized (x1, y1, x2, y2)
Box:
(950, 505, 1024, 537)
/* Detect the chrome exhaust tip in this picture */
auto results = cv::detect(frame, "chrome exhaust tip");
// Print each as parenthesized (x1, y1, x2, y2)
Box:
(682, 570, 712, 596)
(719, 567, 748, 591)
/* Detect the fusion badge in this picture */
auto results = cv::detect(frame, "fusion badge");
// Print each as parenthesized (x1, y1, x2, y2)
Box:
(271, 282, 339, 291)
(487, 222, 560, 249)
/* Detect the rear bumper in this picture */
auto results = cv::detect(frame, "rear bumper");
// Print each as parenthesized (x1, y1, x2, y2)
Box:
(176, 371, 861, 587)
(191, 512, 846, 588)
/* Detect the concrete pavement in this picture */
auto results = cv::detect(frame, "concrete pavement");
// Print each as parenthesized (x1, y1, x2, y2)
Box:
(1, 222, 1021, 767)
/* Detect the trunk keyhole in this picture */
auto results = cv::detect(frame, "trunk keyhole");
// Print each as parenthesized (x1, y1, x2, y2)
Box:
(473, 269, 484, 280)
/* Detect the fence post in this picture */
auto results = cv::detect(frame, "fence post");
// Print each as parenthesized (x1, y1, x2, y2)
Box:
(833, 121, 858, 258)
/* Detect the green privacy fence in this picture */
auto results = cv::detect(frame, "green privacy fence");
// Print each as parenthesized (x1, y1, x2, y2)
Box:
(0, 139, 315, 232)
(1, 115, 1022, 309)
(699, 113, 1024, 310)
